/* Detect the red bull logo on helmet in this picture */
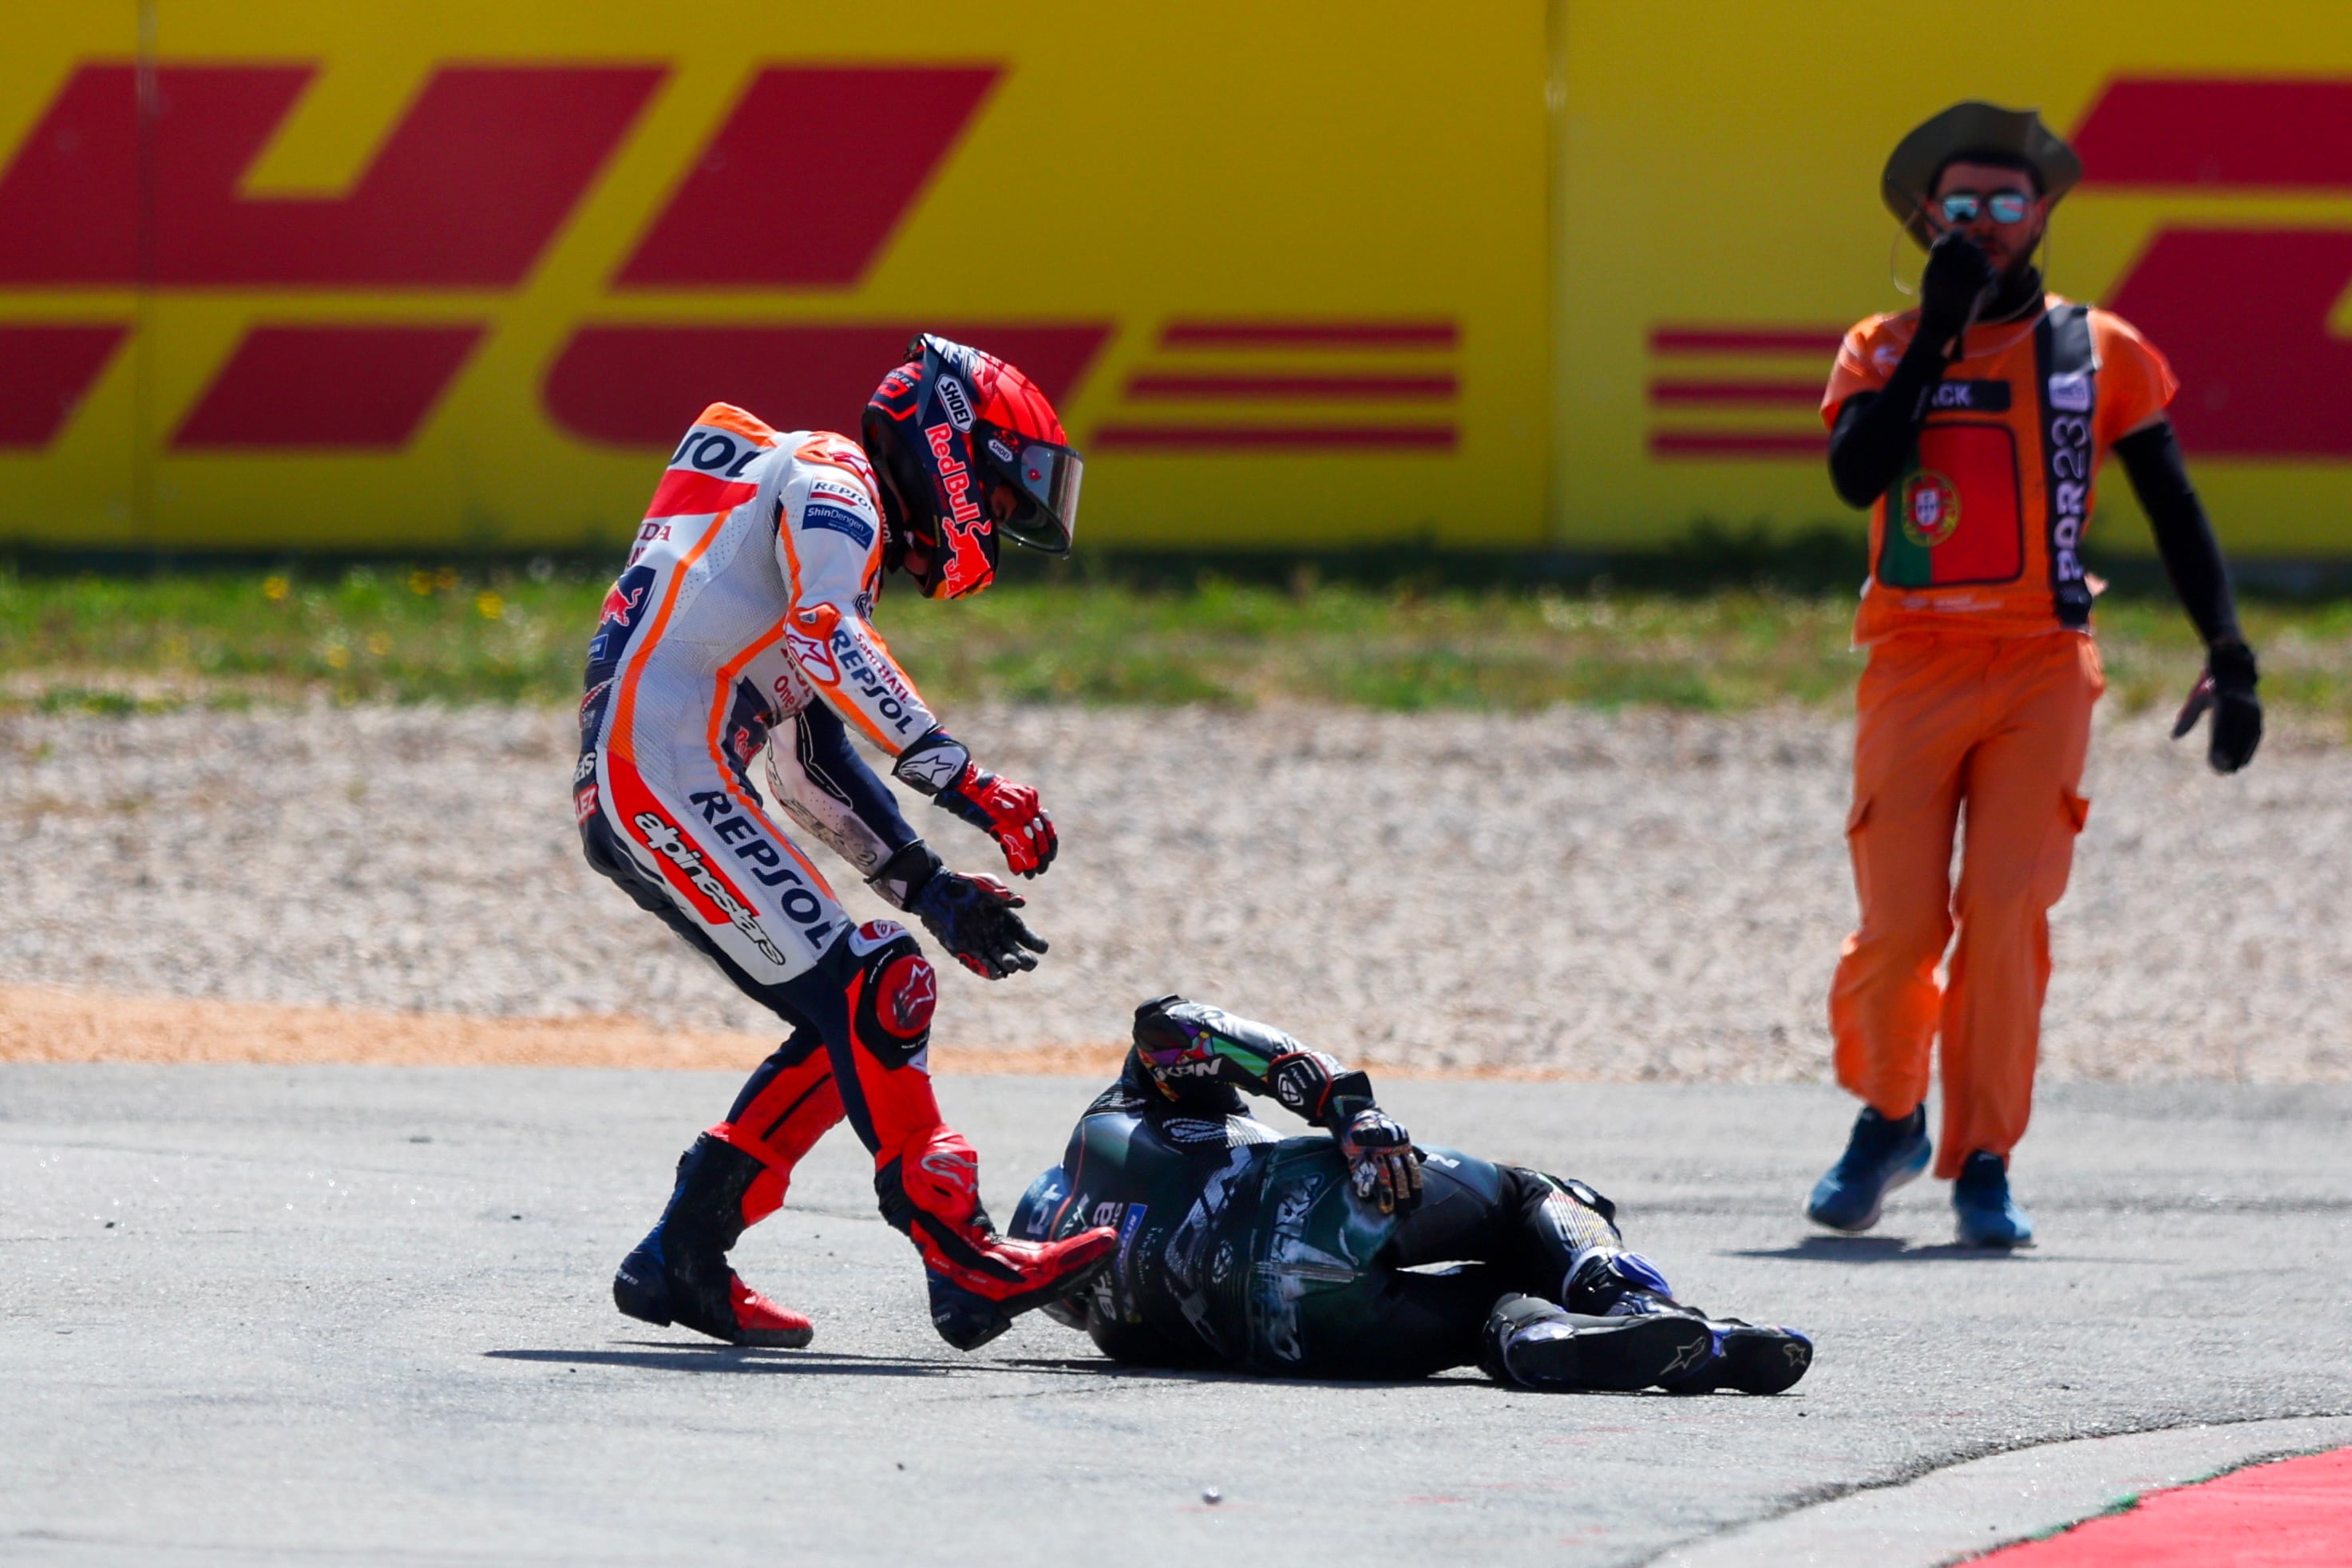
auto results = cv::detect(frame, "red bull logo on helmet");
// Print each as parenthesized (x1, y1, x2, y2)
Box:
(925, 423, 984, 526)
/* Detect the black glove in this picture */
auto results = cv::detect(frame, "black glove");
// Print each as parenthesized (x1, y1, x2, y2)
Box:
(1918, 232, 1995, 354)
(2171, 637, 2263, 774)
(906, 866, 1049, 980)
(1339, 1108, 1423, 1215)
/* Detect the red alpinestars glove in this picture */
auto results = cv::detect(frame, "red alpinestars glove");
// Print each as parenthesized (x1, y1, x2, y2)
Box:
(893, 729, 1059, 877)
(1340, 1108, 1423, 1215)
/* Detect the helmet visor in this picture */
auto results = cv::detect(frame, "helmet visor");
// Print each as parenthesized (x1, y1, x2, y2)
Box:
(988, 436, 1082, 555)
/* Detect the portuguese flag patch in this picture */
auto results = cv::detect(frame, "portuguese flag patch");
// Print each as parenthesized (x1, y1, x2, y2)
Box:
(1877, 422, 2024, 588)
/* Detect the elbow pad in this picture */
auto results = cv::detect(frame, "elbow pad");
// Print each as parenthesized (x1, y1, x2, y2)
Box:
(893, 727, 973, 794)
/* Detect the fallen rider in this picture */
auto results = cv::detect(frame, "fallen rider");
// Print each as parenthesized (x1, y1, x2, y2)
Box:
(997, 996, 1814, 1395)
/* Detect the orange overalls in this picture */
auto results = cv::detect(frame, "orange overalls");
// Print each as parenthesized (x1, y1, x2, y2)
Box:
(1820, 297, 2176, 1175)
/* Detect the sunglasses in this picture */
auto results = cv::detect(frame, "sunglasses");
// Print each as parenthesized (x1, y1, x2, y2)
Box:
(1937, 191, 2033, 226)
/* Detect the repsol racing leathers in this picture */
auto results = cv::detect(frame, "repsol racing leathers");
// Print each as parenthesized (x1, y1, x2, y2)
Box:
(578, 403, 939, 955)
(580, 402, 1111, 1349)
(1010, 1000, 1813, 1393)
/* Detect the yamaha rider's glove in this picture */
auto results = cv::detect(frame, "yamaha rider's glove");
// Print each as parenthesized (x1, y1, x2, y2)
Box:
(2171, 636, 2263, 774)
(1918, 231, 1995, 359)
(893, 728, 1058, 878)
(1340, 1108, 1423, 1216)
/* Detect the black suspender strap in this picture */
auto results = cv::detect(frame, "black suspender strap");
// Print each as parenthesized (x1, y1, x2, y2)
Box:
(2035, 303, 2097, 629)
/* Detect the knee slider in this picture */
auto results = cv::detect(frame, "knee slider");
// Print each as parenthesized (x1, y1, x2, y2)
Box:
(849, 922, 935, 1070)
(1551, 1174, 1616, 1224)
(1522, 1169, 1621, 1257)
(1512, 1167, 1617, 1224)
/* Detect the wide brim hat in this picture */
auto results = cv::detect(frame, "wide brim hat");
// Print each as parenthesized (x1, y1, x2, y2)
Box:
(1882, 101, 2082, 248)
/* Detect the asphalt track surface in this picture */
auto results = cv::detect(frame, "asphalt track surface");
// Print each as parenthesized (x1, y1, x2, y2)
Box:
(6, 1066, 2349, 1566)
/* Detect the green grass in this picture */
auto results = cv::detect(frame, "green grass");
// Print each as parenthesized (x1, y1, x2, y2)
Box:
(2, 565, 2346, 727)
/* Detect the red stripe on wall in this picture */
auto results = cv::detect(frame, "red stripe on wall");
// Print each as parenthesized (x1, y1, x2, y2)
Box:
(0, 65, 663, 287)
(544, 323, 1108, 447)
(2105, 227, 2352, 457)
(0, 323, 127, 447)
(1092, 424, 1456, 453)
(1126, 373, 1458, 399)
(1648, 430, 1823, 458)
(1649, 327, 1846, 354)
(615, 67, 1000, 288)
(1648, 379, 1823, 406)
(2075, 78, 2352, 188)
(1159, 321, 1458, 349)
(171, 324, 484, 449)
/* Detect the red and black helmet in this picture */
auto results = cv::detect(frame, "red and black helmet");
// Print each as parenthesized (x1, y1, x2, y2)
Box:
(861, 334, 1083, 599)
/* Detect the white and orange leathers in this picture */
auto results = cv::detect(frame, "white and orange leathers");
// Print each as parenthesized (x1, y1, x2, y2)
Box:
(578, 402, 940, 987)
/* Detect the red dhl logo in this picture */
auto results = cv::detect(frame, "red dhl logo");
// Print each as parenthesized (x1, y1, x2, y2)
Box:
(0, 61, 1460, 457)
(1649, 79, 2352, 462)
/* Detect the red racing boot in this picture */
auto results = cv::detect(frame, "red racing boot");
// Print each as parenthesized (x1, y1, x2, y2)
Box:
(614, 1134, 815, 1348)
(877, 1127, 1118, 1350)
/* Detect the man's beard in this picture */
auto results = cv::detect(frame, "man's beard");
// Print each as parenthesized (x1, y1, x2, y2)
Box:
(1986, 247, 2045, 320)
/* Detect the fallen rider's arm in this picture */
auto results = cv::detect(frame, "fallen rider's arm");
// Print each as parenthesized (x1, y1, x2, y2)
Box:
(1129, 996, 1423, 1213)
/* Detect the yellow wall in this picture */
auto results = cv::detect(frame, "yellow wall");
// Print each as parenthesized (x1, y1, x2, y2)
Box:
(1555, 1, 2352, 558)
(2, 3, 2348, 556)
(0, 2, 1548, 553)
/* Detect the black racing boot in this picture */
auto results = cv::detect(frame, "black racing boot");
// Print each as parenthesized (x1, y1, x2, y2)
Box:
(614, 1134, 814, 1348)
(1562, 1248, 1813, 1394)
(1661, 1320, 1814, 1396)
(1477, 1294, 1718, 1393)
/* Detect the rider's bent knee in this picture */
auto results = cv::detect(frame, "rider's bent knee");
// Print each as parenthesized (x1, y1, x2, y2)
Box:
(845, 920, 936, 1071)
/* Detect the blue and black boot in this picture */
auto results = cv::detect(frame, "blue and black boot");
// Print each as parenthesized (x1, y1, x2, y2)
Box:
(1951, 1150, 2035, 1248)
(1661, 1320, 1815, 1396)
(614, 1134, 814, 1348)
(1477, 1293, 1716, 1393)
(1806, 1104, 1931, 1232)
(1562, 1249, 1813, 1395)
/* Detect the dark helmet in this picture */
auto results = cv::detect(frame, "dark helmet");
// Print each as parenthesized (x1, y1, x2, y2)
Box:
(860, 333, 1083, 600)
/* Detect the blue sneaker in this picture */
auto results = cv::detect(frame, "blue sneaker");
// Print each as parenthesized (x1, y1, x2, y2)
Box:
(1951, 1150, 2035, 1248)
(1805, 1105, 1931, 1232)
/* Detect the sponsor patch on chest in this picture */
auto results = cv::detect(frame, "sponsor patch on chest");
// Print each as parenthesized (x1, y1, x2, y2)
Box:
(802, 503, 874, 548)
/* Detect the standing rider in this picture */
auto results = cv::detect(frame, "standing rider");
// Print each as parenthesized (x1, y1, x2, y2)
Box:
(577, 334, 1115, 1348)
(1810, 105, 2263, 1247)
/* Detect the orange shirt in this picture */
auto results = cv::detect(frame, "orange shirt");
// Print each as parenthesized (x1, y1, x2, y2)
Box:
(1822, 296, 2177, 643)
